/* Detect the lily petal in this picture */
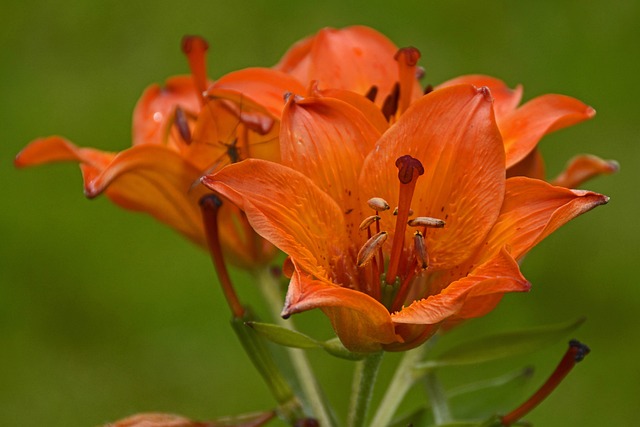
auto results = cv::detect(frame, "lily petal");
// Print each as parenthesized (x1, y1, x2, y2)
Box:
(202, 159, 349, 281)
(501, 94, 596, 167)
(132, 76, 201, 146)
(212, 67, 306, 118)
(14, 136, 114, 172)
(276, 26, 401, 102)
(392, 247, 529, 324)
(481, 176, 609, 262)
(85, 145, 210, 246)
(283, 269, 401, 352)
(552, 154, 620, 188)
(360, 85, 505, 269)
(438, 74, 523, 123)
(280, 95, 381, 221)
(506, 148, 546, 181)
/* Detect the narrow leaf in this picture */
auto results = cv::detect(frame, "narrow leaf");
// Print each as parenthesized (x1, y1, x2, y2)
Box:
(246, 321, 321, 349)
(416, 318, 585, 370)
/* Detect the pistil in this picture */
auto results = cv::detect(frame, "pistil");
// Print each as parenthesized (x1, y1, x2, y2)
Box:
(394, 47, 421, 115)
(200, 194, 245, 318)
(501, 340, 590, 426)
(385, 155, 424, 284)
(181, 35, 209, 105)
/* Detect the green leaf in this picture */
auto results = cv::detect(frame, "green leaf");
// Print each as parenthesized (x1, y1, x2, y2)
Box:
(416, 317, 585, 371)
(321, 337, 368, 360)
(245, 321, 321, 349)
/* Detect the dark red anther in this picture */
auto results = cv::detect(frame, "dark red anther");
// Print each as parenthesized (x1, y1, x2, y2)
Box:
(381, 82, 400, 121)
(423, 84, 434, 95)
(174, 107, 192, 144)
(365, 85, 379, 102)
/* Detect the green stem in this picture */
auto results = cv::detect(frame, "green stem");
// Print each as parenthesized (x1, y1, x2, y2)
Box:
(347, 351, 384, 427)
(370, 344, 429, 427)
(230, 309, 303, 425)
(423, 370, 452, 425)
(255, 268, 336, 427)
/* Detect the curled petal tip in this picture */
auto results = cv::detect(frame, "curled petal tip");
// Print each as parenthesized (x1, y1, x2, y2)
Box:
(477, 85, 493, 102)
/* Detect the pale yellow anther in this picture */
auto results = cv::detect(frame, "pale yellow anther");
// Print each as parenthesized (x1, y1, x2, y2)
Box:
(413, 231, 428, 269)
(359, 215, 381, 231)
(408, 216, 446, 228)
(393, 207, 414, 216)
(357, 231, 388, 267)
(368, 197, 390, 211)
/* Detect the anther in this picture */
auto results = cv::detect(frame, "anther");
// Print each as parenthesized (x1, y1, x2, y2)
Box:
(359, 215, 381, 231)
(381, 82, 400, 121)
(408, 217, 445, 228)
(174, 107, 192, 144)
(423, 84, 434, 95)
(357, 231, 388, 267)
(413, 231, 428, 269)
(393, 207, 413, 216)
(368, 197, 390, 211)
(365, 85, 378, 103)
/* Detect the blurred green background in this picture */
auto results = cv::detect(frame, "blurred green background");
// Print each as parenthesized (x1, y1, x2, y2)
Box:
(2, 1, 638, 426)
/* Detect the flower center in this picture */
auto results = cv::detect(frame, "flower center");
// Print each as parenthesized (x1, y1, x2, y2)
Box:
(356, 155, 445, 310)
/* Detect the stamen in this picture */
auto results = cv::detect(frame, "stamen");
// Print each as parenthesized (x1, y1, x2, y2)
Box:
(357, 231, 388, 267)
(386, 155, 424, 284)
(368, 197, 390, 211)
(365, 85, 379, 103)
(408, 217, 445, 228)
(174, 106, 192, 144)
(413, 231, 428, 269)
(394, 47, 421, 115)
(423, 84, 434, 95)
(199, 194, 245, 318)
(381, 82, 400, 121)
(501, 340, 591, 426)
(181, 35, 209, 104)
(393, 207, 413, 216)
(359, 215, 381, 231)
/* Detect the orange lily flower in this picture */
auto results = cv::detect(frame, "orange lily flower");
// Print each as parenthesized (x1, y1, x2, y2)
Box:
(438, 74, 619, 187)
(15, 36, 305, 267)
(203, 85, 609, 353)
(277, 26, 617, 188)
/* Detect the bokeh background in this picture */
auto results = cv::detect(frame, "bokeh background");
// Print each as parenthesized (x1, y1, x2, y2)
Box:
(2, 1, 638, 426)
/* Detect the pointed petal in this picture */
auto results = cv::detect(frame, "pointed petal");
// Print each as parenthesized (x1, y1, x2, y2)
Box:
(438, 74, 523, 123)
(506, 148, 546, 180)
(212, 67, 306, 118)
(281, 95, 381, 221)
(132, 76, 201, 146)
(392, 247, 529, 324)
(202, 159, 349, 280)
(83, 145, 209, 246)
(283, 269, 400, 352)
(501, 94, 596, 167)
(552, 154, 619, 188)
(360, 85, 505, 269)
(14, 136, 114, 169)
(481, 176, 609, 262)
